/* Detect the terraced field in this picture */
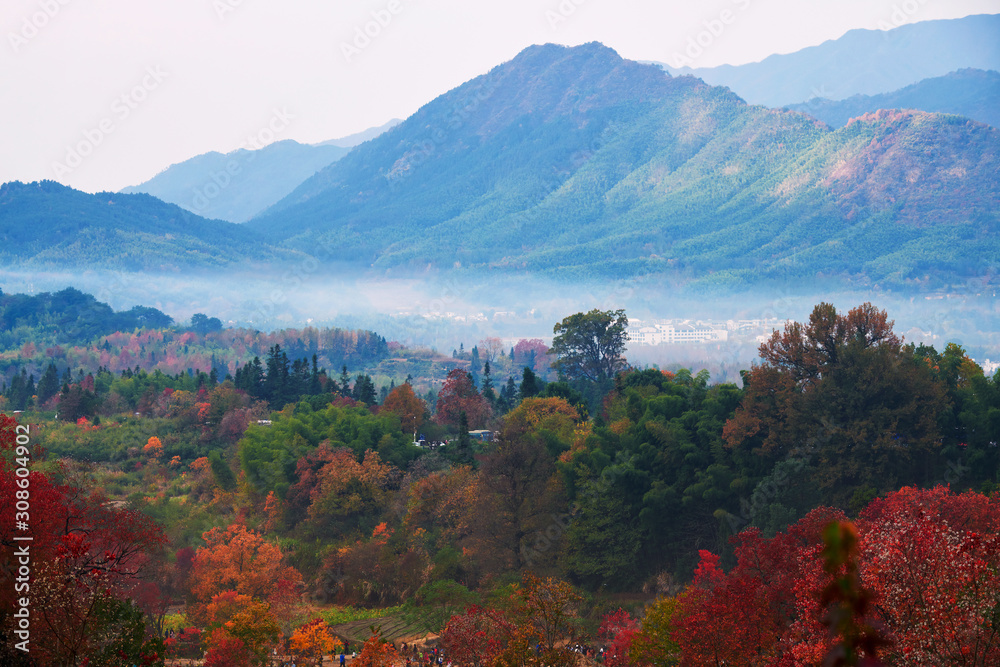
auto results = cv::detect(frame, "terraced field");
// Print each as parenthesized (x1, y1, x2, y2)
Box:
(329, 613, 438, 649)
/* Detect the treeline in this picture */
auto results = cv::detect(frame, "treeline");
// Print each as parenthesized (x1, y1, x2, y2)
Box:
(0, 286, 173, 350)
(1, 324, 390, 407)
(227, 303, 1000, 600)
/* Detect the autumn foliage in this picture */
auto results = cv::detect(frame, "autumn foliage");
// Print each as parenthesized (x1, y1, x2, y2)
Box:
(0, 413, 167, 666)
(441, 572, 581, 667)
(290, 618, 343, 666)
(669, 486, 1000, 665)
(435, 368, 493, 429)
(353, 632, 399, 667)
(188, 522, 302, 626)
(381, 382, 428, 433)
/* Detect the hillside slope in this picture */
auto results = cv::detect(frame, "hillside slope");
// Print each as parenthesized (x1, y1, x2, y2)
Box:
(0, 180, 299, 270)
(660, 14, 1000, 107)
(786, 68, 1000, 129)
(248, 43, 1000, 290)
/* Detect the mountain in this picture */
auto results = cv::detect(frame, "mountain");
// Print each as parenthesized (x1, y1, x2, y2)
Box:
(659, 14, 1000, 107)
(0, 180, 298, 270)
(786, 69, 1000, 129)
(247, 42, 1000, 290)
(0, 286, 173, 348)
(313, 118, 402, 148)
(120, 121, 400, 223)
(121, 141, 348, 223)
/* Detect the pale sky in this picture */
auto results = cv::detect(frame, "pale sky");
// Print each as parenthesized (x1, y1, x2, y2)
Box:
(2, 0, 998, 193)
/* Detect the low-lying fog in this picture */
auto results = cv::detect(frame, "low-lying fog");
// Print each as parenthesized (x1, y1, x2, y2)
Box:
(4, 267, 997, 379)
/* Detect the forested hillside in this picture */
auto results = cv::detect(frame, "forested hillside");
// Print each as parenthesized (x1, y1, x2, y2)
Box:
(249, 43, 1000, 290)
(121, 139, 351, 223)
(786, 68, 1000, 129)
(0, 180, 300, 270)
(2, 296, 998, 664)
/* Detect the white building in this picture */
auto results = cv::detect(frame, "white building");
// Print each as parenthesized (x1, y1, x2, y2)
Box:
(627, 320, 728, 345)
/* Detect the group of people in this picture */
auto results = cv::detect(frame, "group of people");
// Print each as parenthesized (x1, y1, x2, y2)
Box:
(400, 642, 447, 667)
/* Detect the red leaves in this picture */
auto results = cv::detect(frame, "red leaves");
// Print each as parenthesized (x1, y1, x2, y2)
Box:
(440, 605, 516, 667)
(673, 487, 1000, 665)
(599, 609, 639, 667)
(435, 368, 492, 429)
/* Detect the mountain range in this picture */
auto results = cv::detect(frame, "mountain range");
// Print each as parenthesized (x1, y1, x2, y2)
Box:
(0, 180, 297, 271)
(786, 68, 1000, 129)
(660, 13, 1000, 107)
(120, 119, 401, 223)
(4, 27, 999, 292)
(247, 41, 999, 289)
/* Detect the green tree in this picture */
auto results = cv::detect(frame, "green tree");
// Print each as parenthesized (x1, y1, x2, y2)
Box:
(37, 362, 61, 406)
(452, 411, 474, 465)
(520, 366, 540, 399)
(551, 308, 628, 384)
(353, 374, 377, 405)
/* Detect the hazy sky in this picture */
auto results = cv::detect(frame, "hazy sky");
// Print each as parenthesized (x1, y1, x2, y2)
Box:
(2, 0, 998, 193)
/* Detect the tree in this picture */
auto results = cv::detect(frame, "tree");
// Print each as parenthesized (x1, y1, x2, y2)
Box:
(550, 308, 628, 385)
(37, 361, 61, 405)
(472, 399, 577, 571)
(191, 312, 223, 334)
(630, 596, 681, 666)
(209, 450, 237, 491)
(520, 366, 540, 399)
(204, 630, 252, 667)
(453, 411, 474, 465)
(353, 373, 377, 405)
(482, 361, 496, 405)
(599, 609, 640, 667)
(225, 601, 280, 666)
(440, 574, 582, 667)
(188, 523, 302, 620)
(723, 302, 947, 504)
(435, 368, 493, 429)
(668, 487, 1000, 665)
(479, 337, 505, 365)
(143, 435, 163, 459)
(0, 414, 167, 667)
(440, 605, 515, 667)
(290, 619, 343, 666)
(305, 448, 396, 535)
(353, 631, 398, 667)
(514, 339, 551, 374)
(382, 383, 427, 434)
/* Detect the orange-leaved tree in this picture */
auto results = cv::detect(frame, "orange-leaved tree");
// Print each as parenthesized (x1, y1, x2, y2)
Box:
(353, 631, 398, 667)
(381, 382, 428, 434)
(290, 618, 343, 666)
(188, 523, 302, 625)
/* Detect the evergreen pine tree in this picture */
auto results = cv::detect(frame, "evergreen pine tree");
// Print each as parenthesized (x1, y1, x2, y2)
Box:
(520, 366, 540, 399)
(454, 411, 474, 465)
(340, 365, 351, 396)
(481, 361, 496, 405)
(37, 362, 60, 406)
